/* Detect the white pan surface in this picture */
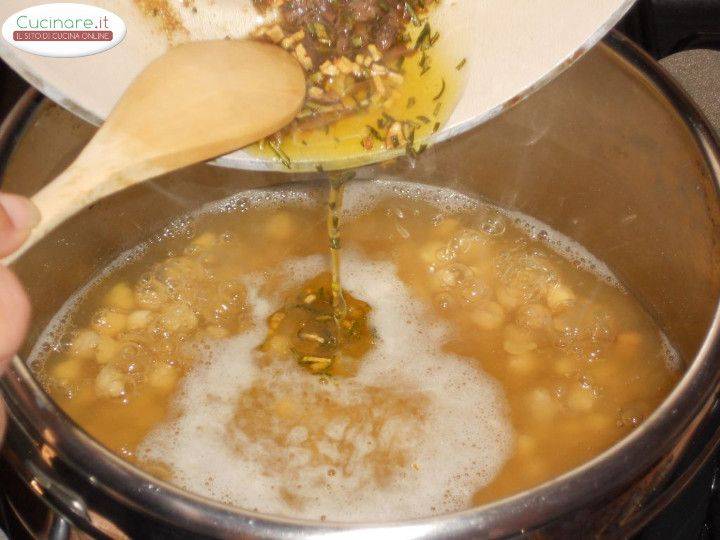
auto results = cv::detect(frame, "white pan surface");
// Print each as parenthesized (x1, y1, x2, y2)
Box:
(0, 0, 634, 171)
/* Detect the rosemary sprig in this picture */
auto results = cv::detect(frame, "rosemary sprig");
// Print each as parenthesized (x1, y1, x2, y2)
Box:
(433, 78, 446, 101)
(268, 138, 291, 169)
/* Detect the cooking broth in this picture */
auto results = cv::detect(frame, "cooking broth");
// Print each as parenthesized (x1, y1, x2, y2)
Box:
(30, 180, 680, 521)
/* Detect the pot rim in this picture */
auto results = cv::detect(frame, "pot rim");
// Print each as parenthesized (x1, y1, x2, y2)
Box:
(2, 31, 720, 538)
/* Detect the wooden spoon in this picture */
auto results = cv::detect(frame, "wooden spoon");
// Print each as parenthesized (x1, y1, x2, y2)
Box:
(4, 39, 306, 264)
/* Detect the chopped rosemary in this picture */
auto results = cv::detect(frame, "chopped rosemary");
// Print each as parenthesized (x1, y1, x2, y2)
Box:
(456, 57, 467, 70)
(382, 111, 396, 124)
(367, 125, 383, 140)
(433, 78, 446, 101)
(268, 139, 291, 169)
(405, 1, 421, 26)
(419, 52, 431, 75)
(417, 115, 431, 124)
(407, 96, 417, 109)
(414, 22, 431, 50)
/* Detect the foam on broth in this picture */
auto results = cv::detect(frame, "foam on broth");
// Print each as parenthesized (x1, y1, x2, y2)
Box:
(139, 254, 512, 521)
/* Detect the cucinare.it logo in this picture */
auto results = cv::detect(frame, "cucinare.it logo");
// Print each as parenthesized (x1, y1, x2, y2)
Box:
(2, 3, 126, 57)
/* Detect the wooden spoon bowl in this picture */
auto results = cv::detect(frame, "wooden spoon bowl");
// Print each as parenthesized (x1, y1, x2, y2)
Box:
(4, 39, 306, 264)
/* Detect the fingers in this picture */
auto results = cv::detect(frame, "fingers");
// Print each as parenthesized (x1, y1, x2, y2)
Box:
(0, 193, 35, 442)
(0, 405, 5, 443)
(0, 264, 31, 364)
(0, 193, 40, 258)
(0, 265, 30, 442)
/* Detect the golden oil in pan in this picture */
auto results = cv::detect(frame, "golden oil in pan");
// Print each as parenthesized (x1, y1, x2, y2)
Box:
(251, 41, 465, 169)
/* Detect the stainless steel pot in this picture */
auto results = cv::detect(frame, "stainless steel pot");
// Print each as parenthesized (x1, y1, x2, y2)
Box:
(1, 32, 720, 539)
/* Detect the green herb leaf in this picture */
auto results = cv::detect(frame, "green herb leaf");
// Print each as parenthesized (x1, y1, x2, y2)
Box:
(414, 22, 431, 50)
(366, 125, 383, 140)
(405, 1, 421, 26)
(433, 78, 446, 101)
(268, 139, 292, 169)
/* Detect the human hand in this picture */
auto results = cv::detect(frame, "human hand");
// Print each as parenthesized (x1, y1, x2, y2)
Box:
(0, 193, 39, 441)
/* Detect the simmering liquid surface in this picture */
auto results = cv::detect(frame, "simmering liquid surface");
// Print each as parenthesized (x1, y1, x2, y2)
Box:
(31, 180, 680, 521)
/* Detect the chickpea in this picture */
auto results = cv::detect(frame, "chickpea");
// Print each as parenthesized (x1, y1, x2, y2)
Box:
(503, 325, 537, 355)
(526, 388, 560, 422)
(91, 308, 128, 337)
(517, 303, 553, 331)
(471, 301, 505, 331)
(419, 241, 444, 265)
(566, 387, 596, 412)
(454, 228, 490, 261)
(432, 217, 460, 238)
(69, 329, 100, 358)
(496, 286, 523, 311)
(148, 364, 179, 392)
(127, 310, 153, 331)
(507, 353, 538, 376)
(160, 303, 198, 334)
(546, 284, 576, 312)
(134, 276, 170, 310)
(95, 365, 126, 398)
(104, 282, 135, 311)
(96, 336, 121, 364)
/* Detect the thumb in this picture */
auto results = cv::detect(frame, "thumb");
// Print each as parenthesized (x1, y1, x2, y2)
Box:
(0, 193, 40, 258)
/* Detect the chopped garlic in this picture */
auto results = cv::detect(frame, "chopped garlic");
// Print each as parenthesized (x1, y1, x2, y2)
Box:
(281, 29, 305, 50)
(294, 43, 313, 71)
(336, 56, 356, 75)
(320, 60, 340, 77)
(368, 44, 382, 62)
(308, 86, 325, 100)
(266, 25, 284, 44)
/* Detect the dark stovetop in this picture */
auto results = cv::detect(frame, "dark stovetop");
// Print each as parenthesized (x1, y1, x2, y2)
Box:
(1, 0, 720, 538)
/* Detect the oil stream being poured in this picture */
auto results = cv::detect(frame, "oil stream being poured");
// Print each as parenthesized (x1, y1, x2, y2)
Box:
(328, 173, 348, 326)
(260, 171, 373, 376)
